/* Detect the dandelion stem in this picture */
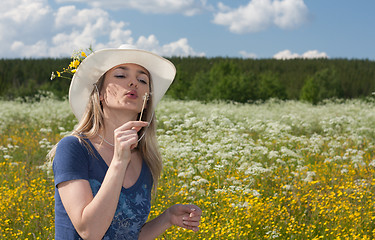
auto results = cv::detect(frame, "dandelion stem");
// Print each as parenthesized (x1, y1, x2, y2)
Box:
(139, 92, 148, 121)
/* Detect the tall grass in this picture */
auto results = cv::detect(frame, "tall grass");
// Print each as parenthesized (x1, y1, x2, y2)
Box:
(0, 94, 374, 239)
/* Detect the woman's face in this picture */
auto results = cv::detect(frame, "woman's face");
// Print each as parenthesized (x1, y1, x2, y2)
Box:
(100, 63, 151, 115)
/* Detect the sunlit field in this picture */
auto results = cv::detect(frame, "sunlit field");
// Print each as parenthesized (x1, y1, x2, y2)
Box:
(1, 93, 375, 239)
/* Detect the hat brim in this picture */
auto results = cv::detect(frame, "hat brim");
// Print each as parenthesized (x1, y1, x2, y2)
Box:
(69, 48, 176, 121)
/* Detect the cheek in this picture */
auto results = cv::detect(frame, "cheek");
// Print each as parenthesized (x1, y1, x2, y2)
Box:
(104, 84, 123, 98)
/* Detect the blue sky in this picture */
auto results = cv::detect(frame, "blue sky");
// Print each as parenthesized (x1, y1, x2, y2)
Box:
(1, 0, 374, 59)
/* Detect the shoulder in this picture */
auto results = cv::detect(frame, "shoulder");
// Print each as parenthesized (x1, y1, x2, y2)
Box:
(57, 135, 82, 148)
(53, 136, 92, 184)
(52, 136, 90, 183)
(56, 135, 90, 154)
(54, 135, 91, 166)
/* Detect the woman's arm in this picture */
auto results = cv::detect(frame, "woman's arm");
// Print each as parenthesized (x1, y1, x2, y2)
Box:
(57, 121, 148, 240)
(138, 204, 202, 240)
(57, 159, 128, 239)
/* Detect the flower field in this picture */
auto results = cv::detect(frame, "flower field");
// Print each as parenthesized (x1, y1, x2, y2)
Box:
(1, 94, 375, 239)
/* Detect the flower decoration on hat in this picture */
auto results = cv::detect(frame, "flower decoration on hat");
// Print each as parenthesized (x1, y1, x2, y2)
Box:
(50, 47, 93, 81)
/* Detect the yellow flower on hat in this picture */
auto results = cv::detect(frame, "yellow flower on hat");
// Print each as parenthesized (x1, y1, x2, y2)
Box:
(69, 59, 80, 69)
(51, 47, 92, 81)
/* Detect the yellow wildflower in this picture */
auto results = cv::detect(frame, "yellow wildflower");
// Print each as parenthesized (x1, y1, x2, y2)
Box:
(69, 59, 80, 69)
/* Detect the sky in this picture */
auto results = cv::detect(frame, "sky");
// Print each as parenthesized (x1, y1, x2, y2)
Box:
(1, 0, 374, 60)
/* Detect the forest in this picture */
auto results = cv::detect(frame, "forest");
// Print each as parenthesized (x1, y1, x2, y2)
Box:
(0, 57, 374, 104)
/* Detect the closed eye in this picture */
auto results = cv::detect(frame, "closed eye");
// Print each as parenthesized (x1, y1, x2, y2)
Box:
(138, 78, 148, 84)
(115, 74, 126, 78)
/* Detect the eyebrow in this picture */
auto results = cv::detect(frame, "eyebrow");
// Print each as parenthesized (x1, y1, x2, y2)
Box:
(115, 66, 150, 77)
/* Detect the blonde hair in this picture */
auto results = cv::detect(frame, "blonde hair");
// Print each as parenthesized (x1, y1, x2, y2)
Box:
(49, 73, 163, 193)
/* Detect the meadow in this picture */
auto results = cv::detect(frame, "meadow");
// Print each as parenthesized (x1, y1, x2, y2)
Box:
(1, 93, 375, 239)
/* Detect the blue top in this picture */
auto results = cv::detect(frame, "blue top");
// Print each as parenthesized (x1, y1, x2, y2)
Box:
(53, 136, 153, 240)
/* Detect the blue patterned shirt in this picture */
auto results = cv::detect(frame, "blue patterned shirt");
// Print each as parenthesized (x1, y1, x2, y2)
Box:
(53, 136, 153, 240)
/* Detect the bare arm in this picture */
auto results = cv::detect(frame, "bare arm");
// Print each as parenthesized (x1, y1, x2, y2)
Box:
(57, 121, 148, 240)
(138, 204, 202, 240)
(58, 160, 127, 239)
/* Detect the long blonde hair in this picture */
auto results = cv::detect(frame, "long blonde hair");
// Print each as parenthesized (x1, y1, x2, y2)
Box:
(49, 73, 163, 193)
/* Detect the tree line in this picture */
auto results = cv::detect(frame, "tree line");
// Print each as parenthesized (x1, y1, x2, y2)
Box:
(1, 57, 374, 104)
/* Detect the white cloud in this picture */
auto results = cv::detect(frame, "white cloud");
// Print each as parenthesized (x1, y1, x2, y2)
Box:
(0, 1, 202, 58)
(11, 40, 49, 57)
(55, 6, 112, 28)
(134, 35, 205, 57)
(56, 0, 210, 16)
(301, 50, 328, 59)
(160, 38, 205, 57)
(273, 49, 328, 60)
(0, 0, 53, 57)
(1, 0, 51, 24)
(273, 0, 309, 29)
(136, 35, 160, 51)
(213, 0, 309, 34)
(239, 51, 257, 59)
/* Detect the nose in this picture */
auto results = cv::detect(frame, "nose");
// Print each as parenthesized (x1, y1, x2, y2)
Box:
(128, 80, 138, 89)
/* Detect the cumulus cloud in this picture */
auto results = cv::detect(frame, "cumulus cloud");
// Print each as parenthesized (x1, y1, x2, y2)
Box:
(239, 50, 257, 59)
(1, 0, 51, 24)
(0, 0, 203, 58)
(134, 35, 205, 57)
(11, 40, 49, 57)
(160, 38, 205, 57)
(54, 6, 113, 29)
(49, 5, 134, 56)
(0, 0, 53, 57)
(56, 0, 210, 16)
(213, 0, 309, 34)
(301, 50, 329, 59)
(273, 49, 328, 59)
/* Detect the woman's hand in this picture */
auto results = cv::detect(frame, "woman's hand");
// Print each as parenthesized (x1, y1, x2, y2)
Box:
(113, 121, 148, 164)
(167, 204, 202, 232)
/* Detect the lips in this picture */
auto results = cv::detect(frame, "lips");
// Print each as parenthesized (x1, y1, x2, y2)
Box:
(125, 90, 138, 99)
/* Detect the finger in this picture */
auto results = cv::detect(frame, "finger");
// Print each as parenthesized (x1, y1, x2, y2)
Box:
(183, 219, 200, 227)
(182, 213, 201, 221)
(117, 121, 148, 132)
(117, 137, 138, 149)
(189, 211, 202, 218)
(182, 224, 200, 232)
(116, 132, 139, 142)
(184, 216, 201, 223)
(179, 205, 200, 214)
(115, 129, 138, 138)
(184, 205, 202, 218)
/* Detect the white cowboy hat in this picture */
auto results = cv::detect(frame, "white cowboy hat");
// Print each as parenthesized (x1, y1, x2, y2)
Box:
(69, 45, 176, 121)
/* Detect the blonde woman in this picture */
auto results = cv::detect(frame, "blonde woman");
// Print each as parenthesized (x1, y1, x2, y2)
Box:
(51, 46, 202, 239)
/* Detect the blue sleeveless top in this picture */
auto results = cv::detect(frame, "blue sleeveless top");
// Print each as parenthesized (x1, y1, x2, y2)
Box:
(53, 136, 153, 240)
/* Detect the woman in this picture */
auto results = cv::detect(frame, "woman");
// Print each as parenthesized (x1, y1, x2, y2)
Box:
(51, 46, 202, 239)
